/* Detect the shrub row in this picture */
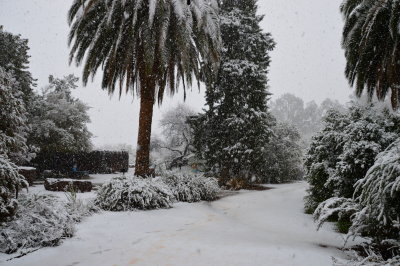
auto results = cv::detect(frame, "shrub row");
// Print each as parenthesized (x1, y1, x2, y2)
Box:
(95, 172, 220, 211)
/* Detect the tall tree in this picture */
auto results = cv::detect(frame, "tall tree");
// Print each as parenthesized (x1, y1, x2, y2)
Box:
(0, 28, 35, 164)
(341, 0, 400, 109)
(68, 0, 221, 176)
(0, 26, 35, 103)
(0, 67, 30, 163)
(28, 75, 92, 153)
(199, 0, 275, 181)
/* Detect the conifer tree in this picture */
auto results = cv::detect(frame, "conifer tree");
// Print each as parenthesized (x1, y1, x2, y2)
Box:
(199, 0, 275, 181)
(0, 26, 35, 103)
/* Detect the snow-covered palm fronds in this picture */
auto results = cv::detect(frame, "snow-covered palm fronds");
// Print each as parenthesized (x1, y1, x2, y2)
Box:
(94, 176, 174, 211)
(161, 171, 220, 202)
(68, 0, 221, 100)
(341, 0, 400, 108)
(0, 194, 96, 254)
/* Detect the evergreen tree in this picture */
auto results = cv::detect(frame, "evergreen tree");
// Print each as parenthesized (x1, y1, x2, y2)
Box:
(28, 75, 92, 153)
(199, 0, 275, 181)
(0, 28, 35, 164)
(0, 67, 30, 164)
(0, 26, 35, 103)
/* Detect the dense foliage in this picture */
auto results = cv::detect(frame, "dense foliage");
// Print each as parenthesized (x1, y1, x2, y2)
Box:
(28, 75, 92, 153)
(0, 26, 34, 103)
(306, 102, 400, 262)
(305, 103, 400, 212)
(195, 0, 275, 182)
(0, 67, 30, 164)
(0, 27, 33, 164)
(314, 139, 400, 262)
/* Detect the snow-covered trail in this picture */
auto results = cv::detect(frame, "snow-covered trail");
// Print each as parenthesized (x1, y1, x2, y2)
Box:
(5, 182, 351, 266)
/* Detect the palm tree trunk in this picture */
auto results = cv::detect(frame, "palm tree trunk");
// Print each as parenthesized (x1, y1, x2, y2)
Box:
(135, 81, 155, 177)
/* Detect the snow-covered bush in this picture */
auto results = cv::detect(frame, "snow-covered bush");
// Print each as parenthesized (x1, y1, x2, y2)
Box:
(351, 139, 400, 243)
(94, 176, 173, 211)
(304, 109, 349, 212)
(0, 155, 28, 222)
(332, 246, 400, 266)
(314, 139, 400, 260)
(162, 171, 220, 202)
(0, 193, 96, 254)
(313, 197, 360, 230)
(305, 103, 400, 212)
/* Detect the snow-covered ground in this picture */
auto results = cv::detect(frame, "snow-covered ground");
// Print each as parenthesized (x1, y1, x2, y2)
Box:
(2, 182, 356, 266)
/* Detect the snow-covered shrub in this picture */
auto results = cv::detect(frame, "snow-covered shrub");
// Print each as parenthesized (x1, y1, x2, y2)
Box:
(351, 139, 400, 243)
(332, 246, 400, 266)
(162, 171, 220, 202)
(314, 139, 400, 260)
(94, 176, 173, 211)
(313, 197, 360, 230)
(0, 155, 28, 222)
(0, 193, 96, 254)
(304, 109, 349, 212)
(305, 103, 400, 212)
(65, 189, 99, 222)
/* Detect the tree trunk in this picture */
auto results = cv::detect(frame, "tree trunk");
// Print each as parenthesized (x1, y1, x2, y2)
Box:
(135, 81, 155, 177)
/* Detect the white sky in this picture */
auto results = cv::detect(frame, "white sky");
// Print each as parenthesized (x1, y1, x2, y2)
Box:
(0, 0, 352, 147)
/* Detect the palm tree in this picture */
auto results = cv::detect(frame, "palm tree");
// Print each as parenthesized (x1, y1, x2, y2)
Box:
(341, 0, 400, 109)
(68, 0, 221, 176)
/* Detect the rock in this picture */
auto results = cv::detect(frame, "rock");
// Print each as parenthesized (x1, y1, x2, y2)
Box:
(44, 178, 92, 192)
(18, 166, 37, 186)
